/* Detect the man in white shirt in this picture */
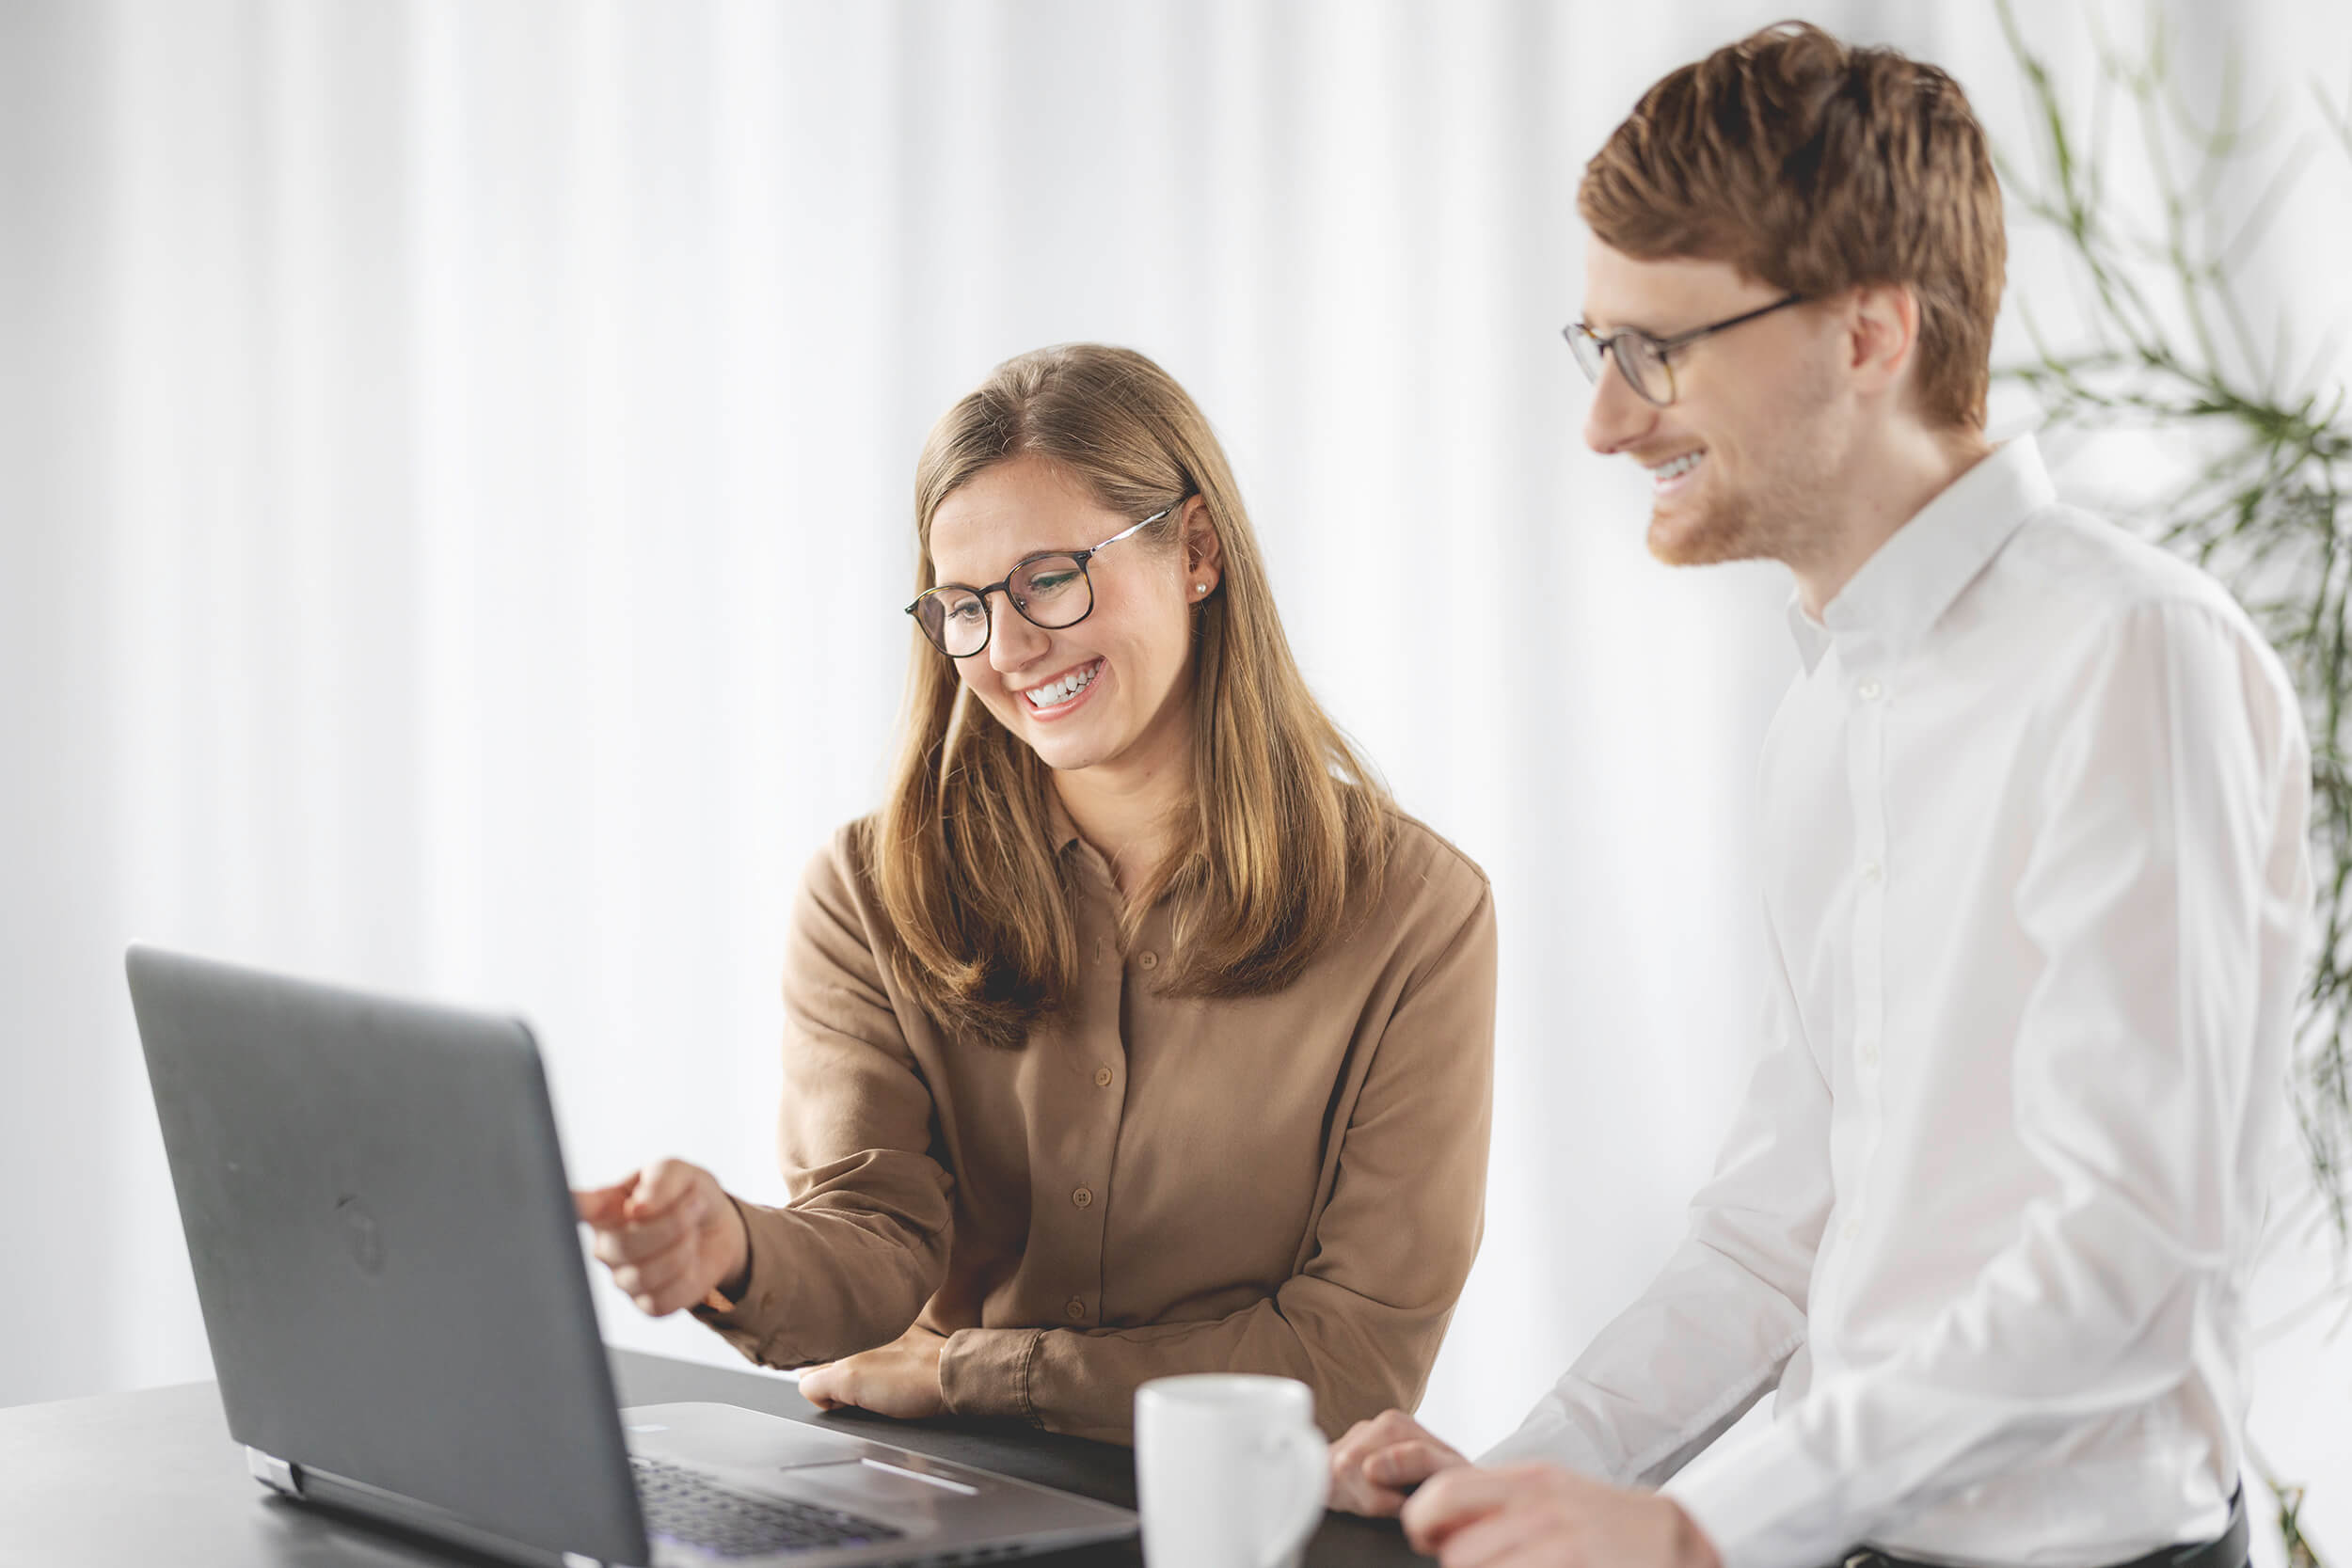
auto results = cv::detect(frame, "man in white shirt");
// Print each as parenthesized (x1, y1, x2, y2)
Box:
(1327, 22, 2312, 1568)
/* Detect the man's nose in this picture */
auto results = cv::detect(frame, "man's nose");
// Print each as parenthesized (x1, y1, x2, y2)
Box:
(985, 594, 1049, 673)
(1582, 354, 1659, 456)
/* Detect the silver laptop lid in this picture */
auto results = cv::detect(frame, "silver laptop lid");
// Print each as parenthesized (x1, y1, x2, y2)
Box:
(127, 944, 648, 1566)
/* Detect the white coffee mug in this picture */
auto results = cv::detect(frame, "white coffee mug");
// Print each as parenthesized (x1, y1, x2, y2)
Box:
(1134, 1373, 1329, 1568)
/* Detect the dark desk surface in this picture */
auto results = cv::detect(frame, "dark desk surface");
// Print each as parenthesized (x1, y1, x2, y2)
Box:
(1, 1347, 1422, 1566)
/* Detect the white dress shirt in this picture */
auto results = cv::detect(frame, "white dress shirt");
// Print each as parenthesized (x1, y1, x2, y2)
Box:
(1486, 436, 2312, 1568)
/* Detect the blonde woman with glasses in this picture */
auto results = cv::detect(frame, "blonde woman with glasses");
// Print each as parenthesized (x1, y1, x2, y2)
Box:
(576, 343, 1495, 1444)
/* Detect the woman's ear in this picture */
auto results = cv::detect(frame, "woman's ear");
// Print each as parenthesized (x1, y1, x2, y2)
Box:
(1181, 497, 1223, 596)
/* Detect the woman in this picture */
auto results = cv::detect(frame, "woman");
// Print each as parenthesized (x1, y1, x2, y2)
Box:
(577, 344, 1493, 1444)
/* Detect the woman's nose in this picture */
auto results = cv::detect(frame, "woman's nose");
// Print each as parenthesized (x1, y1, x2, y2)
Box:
(985, 596, 1048, 672)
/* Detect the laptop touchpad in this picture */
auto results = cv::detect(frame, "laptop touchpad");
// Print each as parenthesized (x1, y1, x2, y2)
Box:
(622, 1402, 893, 1471)
(774, 1458, 975, 1527)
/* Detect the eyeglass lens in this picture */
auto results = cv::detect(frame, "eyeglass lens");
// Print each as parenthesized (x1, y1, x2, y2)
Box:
(1567, 326, 1670, 405)
(914, 554, 1094, 657)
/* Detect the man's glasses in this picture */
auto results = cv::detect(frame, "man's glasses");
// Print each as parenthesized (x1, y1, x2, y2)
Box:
(906, 505, 1174, 658)
(1563, 293, 1806, 407)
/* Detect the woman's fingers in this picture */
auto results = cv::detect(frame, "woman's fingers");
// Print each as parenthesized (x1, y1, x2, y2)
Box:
(590, 1205, 694, 1268)
(798, 1362, 846, 1409)
(627, 1159, 707, 1222)
(612, 1248, 694, 1302)
(578, 1160, 729, 1312)
(572, 1180, 633, 1226)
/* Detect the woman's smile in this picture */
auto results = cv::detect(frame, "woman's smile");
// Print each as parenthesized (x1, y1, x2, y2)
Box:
(1016, 656, 1106, 719)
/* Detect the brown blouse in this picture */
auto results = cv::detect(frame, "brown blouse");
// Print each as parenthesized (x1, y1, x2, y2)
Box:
(695, 804, 1495, 1444)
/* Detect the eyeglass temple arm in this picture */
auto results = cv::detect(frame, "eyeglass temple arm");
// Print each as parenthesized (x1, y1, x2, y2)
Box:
(1655, 293, 1805, 351)
(1089, 505, 1173, 555)
(905, 504, 1176, 615)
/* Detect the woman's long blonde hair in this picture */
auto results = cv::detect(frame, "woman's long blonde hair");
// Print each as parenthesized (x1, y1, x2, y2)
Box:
(870, 344, 1392, 1050)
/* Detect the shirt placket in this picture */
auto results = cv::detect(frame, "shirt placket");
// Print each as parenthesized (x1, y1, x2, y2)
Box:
(1826, 654, 1892, 1325)
(1053, 871, 1131, 1330)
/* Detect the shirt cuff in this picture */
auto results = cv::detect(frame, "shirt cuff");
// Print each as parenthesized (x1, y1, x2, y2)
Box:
(1661, 1422, 1846, 1568)
(1478, 1412, 1615, 1477)
(939, 1327, 1042, 1423)
(688, 1196, 802, 1367)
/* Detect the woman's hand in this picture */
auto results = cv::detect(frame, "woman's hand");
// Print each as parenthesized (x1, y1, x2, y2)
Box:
(798, 1323, 950, 1420)
(573, 1159, 749, 1317)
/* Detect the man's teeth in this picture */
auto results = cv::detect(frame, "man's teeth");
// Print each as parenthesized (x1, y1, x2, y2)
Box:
(1024, 661, 1101, 707)
(1653, 451, 1705, 483)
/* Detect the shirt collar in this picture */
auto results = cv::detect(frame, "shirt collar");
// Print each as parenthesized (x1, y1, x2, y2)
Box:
(1044, 790, 1086, 857)
(1784, 434, 2055, 674)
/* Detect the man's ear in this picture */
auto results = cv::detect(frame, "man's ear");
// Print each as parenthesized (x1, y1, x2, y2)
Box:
(1846, 282, 1921, 400)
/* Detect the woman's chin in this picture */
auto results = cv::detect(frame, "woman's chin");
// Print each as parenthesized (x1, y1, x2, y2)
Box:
(1027, 731, 1114, 774)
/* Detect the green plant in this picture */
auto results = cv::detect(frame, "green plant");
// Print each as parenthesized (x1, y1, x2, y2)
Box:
(1995, 7, 2350, 1557)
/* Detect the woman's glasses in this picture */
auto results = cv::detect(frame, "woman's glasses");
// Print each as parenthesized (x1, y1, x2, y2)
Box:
(1563, 293, 1806, 407)
(906, 506, 1174, 658)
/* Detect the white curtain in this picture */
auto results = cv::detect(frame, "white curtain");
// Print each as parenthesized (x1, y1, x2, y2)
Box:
(6, 0, 2347, 1551)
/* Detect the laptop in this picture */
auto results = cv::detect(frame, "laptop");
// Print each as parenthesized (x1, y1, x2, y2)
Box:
(125, 944, 1137, 1567)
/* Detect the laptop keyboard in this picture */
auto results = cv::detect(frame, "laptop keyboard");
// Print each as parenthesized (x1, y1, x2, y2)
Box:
(632, 1455, 906, 1559)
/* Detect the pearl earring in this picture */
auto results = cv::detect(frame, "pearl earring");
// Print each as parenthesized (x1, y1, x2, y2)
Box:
(1195, 583, 1208, 594)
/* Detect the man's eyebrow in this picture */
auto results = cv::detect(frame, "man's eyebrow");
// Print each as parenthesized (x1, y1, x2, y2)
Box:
(1582, 311, 1668, 338)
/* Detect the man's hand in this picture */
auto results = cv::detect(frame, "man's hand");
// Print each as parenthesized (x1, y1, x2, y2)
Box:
(798, 1323, 949, 1421)
(573, 1159, 748, 1317)
(1402, 1463, 1722, 1568)
(1327, 1408, 1471, 1516)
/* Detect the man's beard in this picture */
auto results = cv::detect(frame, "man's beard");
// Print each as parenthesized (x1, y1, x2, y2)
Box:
(1647, 390, 1838, 570)
(1646, 463, 1814, 568)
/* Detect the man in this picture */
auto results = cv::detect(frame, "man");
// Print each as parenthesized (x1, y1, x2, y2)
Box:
(1328, 22, 2311, 1568)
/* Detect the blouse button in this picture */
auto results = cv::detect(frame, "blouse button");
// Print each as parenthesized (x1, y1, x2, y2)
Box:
(1137, 950, 1159, 971)
(1858, 678, 1883, 702)
(1073, 1186, 1094, 1209)
(1094, 1066, 1114, 1088)
(1065, 1298, 1087, 1321)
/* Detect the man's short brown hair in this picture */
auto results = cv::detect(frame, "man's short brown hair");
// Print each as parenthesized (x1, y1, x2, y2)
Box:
(1580, 21, 2005, 430)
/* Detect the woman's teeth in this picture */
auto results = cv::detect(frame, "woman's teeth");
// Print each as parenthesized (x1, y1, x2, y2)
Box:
(1024, 661, 1101, 708)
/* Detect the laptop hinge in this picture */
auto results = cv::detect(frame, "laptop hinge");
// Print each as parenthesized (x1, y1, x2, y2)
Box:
(246, 1447, 304, 1497)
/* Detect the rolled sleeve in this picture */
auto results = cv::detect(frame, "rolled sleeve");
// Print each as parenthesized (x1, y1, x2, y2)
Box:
(694, 831, 956, 1369)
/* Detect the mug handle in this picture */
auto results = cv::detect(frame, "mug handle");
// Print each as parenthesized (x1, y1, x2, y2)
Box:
(1257, 1420, 1330, 1568)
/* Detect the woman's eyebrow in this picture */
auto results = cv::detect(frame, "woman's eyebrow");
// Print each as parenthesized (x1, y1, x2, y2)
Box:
(1011, 546, 1078, 568)
(932, 544, 1085, 588)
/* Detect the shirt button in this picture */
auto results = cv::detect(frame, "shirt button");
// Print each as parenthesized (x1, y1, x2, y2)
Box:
(1072, 1186, 1093, 1209)
(1858, 678, 1883, 702)
(1860, 1041, 1880, 1069)
(1860, 858, 1883, 884)
(1136, 950, 1159, 971)
(1841, 1217, 1860, 1243)
(1094, 1066, 1114, 1087)
(1065, 1298, 1086, 1322)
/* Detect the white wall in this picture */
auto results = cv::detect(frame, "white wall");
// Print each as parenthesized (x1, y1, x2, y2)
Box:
(4, 0, 2345, 1553)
